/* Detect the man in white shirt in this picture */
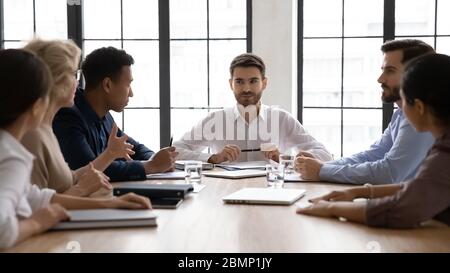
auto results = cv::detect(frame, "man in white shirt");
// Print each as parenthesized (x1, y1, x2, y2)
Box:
(174, 53, 332, 164)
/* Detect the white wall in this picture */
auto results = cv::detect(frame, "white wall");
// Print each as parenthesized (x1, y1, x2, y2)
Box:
(252, 0, 297, 116)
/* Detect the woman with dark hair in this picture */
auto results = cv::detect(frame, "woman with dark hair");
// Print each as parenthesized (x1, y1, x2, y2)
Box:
(297, 53, 450, 229)
(0, 49, 151, 249)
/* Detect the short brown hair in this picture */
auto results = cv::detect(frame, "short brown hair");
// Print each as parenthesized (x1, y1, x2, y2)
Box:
(381, 39, 435, 64)
(229, 53, 266, 78)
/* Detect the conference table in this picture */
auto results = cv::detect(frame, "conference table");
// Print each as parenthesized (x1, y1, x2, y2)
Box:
(5, 172, 450, 253)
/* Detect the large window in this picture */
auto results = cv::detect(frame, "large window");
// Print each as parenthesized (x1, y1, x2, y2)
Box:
(4, 1, 448, 158)
(1, 0, 67, 48)
(0, 0, 250, 151)
(298, 0, 450, 158)
(169, 0, 248, 141)
(395, 0, 450, 55)
(82, 0, 161, 149)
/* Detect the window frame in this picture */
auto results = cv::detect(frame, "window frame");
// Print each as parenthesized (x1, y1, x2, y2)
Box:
(297, 0, 440, 157)
(0, 0, 252, 149)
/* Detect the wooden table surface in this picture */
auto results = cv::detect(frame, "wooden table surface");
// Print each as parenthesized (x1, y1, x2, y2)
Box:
(5, 175, 450, 253)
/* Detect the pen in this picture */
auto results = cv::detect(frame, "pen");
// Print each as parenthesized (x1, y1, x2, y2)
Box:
(169, 136, 173, 147)
(241, 148, 261, 152)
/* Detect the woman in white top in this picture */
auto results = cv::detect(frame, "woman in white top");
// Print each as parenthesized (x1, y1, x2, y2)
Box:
(0, 49, 151, 249)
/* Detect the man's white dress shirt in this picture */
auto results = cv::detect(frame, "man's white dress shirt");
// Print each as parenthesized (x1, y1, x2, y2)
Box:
(174, 104, 332, 162)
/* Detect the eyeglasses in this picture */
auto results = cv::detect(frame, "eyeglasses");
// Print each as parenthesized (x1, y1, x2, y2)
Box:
(75, 69, 82, 81)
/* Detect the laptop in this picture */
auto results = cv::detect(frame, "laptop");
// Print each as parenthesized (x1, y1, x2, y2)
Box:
(51, 209, 157, 230)
(203, 169, 267, 179)
(222, 188, 306, 205)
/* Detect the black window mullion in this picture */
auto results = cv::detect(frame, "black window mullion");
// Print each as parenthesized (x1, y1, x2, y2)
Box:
(32, 0, 36, 34)
(206, 0, 210, 110)
(382, 0, 395, 131)
(159, 0, 171, 148)
(340, 0, 345, 157)
(246, 0, 252, 52)
(120, 0, 124, 49)
(120, 0, 125, 131)
(297, 0, 304, 123)
(67, 0, 83, 50)
(67, 0, 85, 112)
(0, 0, 4, 49)
(434, 0, 437, 49)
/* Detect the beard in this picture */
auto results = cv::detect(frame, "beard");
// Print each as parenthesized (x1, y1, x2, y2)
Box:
(381, 84, 401, 103)
(234, 91, 263, 107)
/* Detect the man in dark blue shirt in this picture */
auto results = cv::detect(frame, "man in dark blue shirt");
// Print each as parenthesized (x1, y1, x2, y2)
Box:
(53, 47, 177, 182)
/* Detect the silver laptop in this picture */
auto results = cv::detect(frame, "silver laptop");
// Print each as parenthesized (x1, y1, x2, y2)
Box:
(222, 188, 306, 205)
(204, 169, 267, 179)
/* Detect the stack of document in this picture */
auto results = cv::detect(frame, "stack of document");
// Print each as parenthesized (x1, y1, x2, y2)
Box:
(216, 161, 267, 171)
(175, 160, 214, 170)
(52, 209, 157, 230)
(283, 174, 306, 182)
(146, 171, 186, 180)
(204, 169, 267, 179)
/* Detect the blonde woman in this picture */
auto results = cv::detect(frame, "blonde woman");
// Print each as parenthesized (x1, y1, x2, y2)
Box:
(21, 39, 135, 197)
(0, 49, 150, 249)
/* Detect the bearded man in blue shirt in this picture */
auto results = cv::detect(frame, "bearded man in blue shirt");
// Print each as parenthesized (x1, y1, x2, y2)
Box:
(295, 39, 435, 185)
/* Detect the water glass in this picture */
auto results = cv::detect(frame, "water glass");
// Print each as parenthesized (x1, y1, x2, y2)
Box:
(265, 164, 284, 188)
(279, 154, 295, 175)
(184, 161, 203, 184)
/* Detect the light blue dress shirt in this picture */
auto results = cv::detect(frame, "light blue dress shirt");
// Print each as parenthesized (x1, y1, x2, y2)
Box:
(319, 109, 435, 185)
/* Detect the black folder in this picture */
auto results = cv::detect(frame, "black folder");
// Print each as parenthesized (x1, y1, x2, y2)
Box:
(113, 183, 194, 199)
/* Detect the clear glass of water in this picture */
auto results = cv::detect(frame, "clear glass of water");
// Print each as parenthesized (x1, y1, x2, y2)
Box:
(279, 154, 295, 176)
(184, 160, 203, 184)
(265, 164, 284, 188)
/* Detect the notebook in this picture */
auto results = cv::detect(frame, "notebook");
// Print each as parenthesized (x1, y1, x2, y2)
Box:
(283, 173, 306, 182)
(51, 209, 157, 230)
(203, 169, 267, 179)
(175, 160, 214, 170)
(216, 161, 267, 171)
(146, 171, 186, 180)
(222, 188, 306, 205)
